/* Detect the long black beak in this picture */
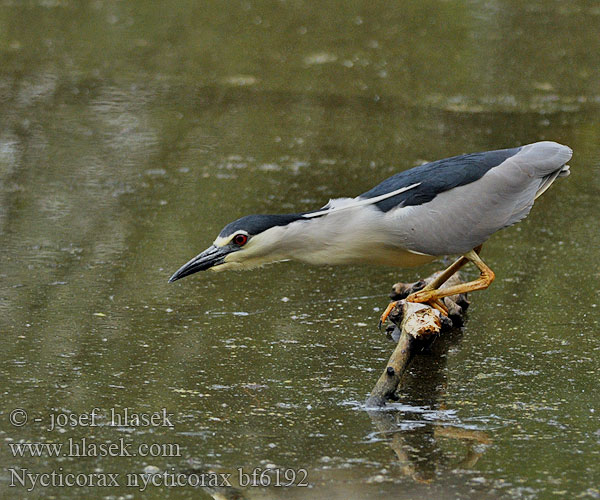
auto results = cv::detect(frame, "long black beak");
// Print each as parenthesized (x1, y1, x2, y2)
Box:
(168, 245, 227, 282)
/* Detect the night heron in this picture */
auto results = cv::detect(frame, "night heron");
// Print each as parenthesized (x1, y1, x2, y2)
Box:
(169, 141, 572, 322)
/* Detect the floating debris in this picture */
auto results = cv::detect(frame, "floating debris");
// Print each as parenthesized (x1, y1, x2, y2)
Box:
(304, 52, 338, 65)
(222, 75, 258, 86)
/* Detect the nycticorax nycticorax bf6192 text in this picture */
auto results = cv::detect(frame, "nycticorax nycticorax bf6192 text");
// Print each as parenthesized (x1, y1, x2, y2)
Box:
(169, 141, 572, 322)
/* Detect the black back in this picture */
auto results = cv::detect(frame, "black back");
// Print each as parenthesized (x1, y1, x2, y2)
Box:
(360, 147, 522, 211)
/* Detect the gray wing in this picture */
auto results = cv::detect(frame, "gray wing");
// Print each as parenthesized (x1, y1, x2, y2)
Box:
(359, 145, 523, 211)
(307, 144, 531, 217)
(384, 141, 572, 256)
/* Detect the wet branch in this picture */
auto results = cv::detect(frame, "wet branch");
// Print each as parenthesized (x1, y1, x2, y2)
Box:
(366, 272, 468, 408)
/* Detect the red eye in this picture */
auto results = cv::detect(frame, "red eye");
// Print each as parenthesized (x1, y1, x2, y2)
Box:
(233, 233, 248, 246)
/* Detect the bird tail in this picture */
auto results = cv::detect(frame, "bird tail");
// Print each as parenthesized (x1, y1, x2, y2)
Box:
(535, 163, 570, 199)
(513, 141, 572, 200)
(516, 141, 572, 173)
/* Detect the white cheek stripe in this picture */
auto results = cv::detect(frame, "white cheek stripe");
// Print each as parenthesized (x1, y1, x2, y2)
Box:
(214, 236, 231, 247)
(214, 230, 249, 248)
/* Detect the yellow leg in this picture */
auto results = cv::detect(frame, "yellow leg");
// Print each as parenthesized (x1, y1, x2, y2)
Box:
(378, 246, 487, 328)
(417, 245, 482, 294)
(406, 249, 495, 304)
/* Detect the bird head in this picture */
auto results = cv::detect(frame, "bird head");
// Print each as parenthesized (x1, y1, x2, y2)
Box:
(168, 213, 305, 282)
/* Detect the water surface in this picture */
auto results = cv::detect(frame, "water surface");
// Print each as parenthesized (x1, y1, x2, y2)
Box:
(0, 1, 599, 499)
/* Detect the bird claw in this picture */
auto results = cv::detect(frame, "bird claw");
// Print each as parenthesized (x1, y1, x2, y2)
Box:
(428, 299, 449, 316)
(378, 295, 449, 330)
(406, 289, 429, 303)
(378, 300, 399, 329)
(405, 291, 449, 316)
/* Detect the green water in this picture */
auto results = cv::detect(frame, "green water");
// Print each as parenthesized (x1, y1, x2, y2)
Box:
(0, 1, 599, 499)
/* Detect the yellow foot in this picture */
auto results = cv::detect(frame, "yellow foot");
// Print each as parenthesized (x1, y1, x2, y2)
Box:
(378, 300, 399, 329)
(405, 292, 449, 317)
(378, 297, 449, 330)
(407, 288, 438, 304)
(428, 298, 448, 316)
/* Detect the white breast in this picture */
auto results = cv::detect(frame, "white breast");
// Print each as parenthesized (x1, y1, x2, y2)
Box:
(283, 203, 436, 267)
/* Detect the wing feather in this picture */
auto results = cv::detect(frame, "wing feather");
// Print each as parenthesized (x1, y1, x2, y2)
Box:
(302, 182, 421, 219)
